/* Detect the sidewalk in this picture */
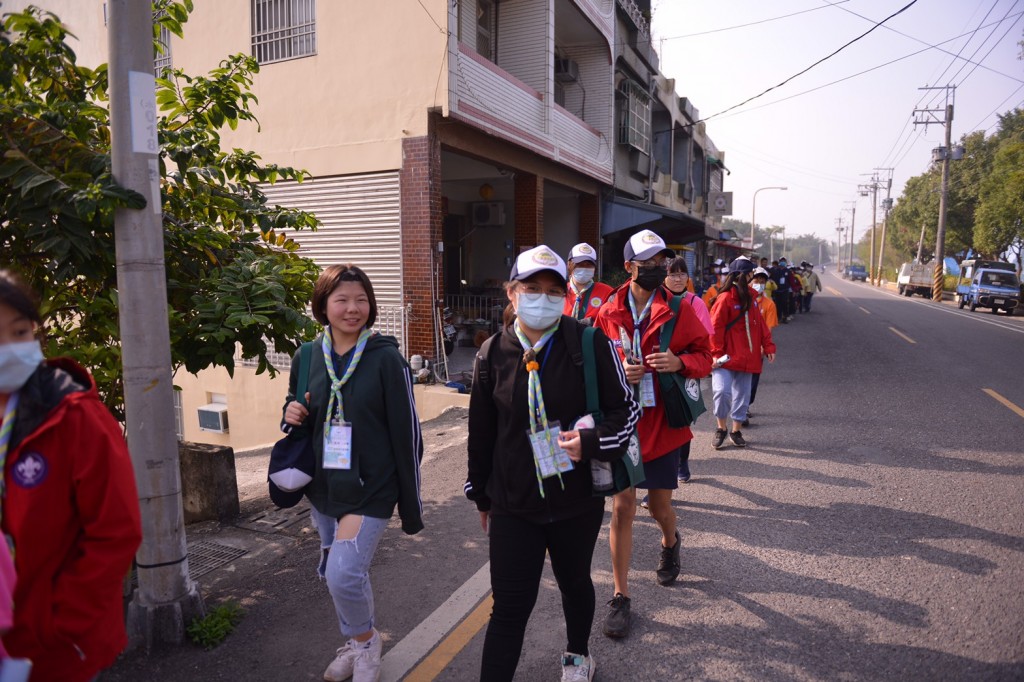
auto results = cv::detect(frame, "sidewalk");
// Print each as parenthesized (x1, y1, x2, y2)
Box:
(106, 407, 474, 682)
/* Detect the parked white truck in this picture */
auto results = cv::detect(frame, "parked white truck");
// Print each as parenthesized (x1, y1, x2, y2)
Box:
(897, 261, 933, 297)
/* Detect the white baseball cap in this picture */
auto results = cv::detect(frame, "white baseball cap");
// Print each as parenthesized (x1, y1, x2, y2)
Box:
(752, 267, 770, 278)
(568, 242, 598, 265)
(624, 229, 675, 262)
(510, 245, 567, 285)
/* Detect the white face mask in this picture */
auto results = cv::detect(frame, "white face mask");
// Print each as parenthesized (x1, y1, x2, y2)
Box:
(571, 267, 595, 286)
(515, 292, 563, 331)
(0, 340, 44, 393)
(752, 282, 766, 294)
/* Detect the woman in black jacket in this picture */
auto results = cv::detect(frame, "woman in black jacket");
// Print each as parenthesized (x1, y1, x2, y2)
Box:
(465, 246, 640, 682)
(283, 264, 422, 682)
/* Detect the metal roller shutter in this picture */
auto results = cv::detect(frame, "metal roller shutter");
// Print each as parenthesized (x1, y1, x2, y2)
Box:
(262, 171, 406, 350)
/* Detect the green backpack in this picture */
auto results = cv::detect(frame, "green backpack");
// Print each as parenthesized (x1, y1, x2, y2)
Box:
(656, 294, 708, 428)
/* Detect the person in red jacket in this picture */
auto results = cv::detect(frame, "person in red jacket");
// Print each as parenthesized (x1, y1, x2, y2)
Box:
(0, 269, 142, 682)
(594, 229, 712, 639)
(709, 258, 777, 449)
(562, 242, 614, 324)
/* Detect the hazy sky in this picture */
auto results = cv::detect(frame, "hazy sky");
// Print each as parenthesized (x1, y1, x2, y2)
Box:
(653, 0, 1024, 246)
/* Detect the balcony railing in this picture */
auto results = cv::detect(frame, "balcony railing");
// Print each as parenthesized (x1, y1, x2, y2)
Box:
(617, 0, 650, 37)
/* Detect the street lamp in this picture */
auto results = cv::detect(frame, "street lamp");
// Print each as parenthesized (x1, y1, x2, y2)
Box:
(751, 186, 788, 250)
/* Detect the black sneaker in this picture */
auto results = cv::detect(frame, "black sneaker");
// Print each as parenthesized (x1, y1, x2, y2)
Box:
(656, 531, 681, 586)
(712, 429, 727, 449)
(741, 418, 750, 427)
(677, 460, 691, 483)
(603, 593, 632, 638)
(729, 431, 747, 447)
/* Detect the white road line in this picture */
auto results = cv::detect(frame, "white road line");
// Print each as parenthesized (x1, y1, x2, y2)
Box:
(858, 306, 871, 315)
(848, 285, 1024, 335)
(380, 562, 492, 682)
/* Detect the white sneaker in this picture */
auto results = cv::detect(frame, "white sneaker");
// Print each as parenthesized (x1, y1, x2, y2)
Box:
(560, 652, 596, 682)
(323, 639, 359, 681)
(353, 630, 382, 682)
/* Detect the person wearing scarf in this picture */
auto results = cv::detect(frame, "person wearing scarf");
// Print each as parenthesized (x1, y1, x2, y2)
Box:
(562, 242, 613, 325)
(466, 246, 639, 682)
(282, 265, 423, 682)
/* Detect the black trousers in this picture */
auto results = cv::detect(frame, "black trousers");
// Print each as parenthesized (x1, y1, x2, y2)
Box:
(480, 505, 604, 682)
(803, 292, 815, 312)
(750, 371, 761, 405)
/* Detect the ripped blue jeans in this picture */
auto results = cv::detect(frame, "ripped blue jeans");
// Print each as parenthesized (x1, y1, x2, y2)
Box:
(310, 506, 389, 637)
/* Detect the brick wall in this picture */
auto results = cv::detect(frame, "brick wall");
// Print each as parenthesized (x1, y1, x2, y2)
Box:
(514, 172, 544, 250)
(400, 128, 443, 360)
(579, 193, 600, 251)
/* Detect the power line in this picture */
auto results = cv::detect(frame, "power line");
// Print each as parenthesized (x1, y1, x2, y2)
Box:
(968, 82, 1024, 132)
(954, 8, 1024, 88)
(919, 0, 1001, 110)
(698, 0, 920, 124)
(658, 1, 852, 43)
(828, 0, 1022, 86)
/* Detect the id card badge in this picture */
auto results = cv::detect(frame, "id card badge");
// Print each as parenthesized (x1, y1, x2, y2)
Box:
(322, 420, 353, 470)
(526, 420, 574, 478)
(640, 373, 657, 408)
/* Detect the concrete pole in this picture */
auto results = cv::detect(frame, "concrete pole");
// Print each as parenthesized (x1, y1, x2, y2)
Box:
(108, 0, 204, 648)
(933, 104, 954, 302)
(876, 177, 893, 286)
(915, 221, 927, 262)
(848, 204, 857, 266)
(869, 183, 878, 285)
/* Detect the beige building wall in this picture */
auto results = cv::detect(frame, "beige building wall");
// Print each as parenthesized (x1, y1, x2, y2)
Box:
(5, 0, 450, 175)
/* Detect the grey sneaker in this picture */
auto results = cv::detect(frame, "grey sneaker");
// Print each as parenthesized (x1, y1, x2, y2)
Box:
(323, 640, 359, 682)
(561, 652, 596, 681)
(729, 430, 747, 447)
(352, 630, 382, 682)
(603, 593, 632, 638)
(656, 531, 681, 586)
(712, 428, 727, 449)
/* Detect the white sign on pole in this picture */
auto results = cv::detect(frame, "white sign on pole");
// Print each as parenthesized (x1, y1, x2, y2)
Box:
(709, 191, 733, 217)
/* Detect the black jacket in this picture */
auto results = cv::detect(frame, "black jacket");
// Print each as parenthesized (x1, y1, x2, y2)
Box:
(282, 333, 423, 534)
(466, 316, 640, 523)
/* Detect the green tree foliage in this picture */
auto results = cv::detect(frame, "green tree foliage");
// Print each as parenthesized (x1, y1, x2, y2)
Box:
(888, 109, 1024, 269)
(975, 140, 1024, 267)
(0, 2, 320, 419)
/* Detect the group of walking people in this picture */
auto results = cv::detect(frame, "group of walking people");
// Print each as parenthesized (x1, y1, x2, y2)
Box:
(463, 229, 778, 681)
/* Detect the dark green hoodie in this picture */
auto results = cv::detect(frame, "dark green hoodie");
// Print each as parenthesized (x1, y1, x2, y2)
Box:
(282, 333, 423, 534)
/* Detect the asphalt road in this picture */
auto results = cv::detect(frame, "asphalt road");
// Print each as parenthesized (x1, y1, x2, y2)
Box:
(106, 273, 1024, 681)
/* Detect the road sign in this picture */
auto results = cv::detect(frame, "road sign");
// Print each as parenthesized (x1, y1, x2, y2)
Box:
(709, 191, 733, 216)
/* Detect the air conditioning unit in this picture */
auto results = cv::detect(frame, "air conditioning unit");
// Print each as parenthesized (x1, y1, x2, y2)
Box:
(555, 58, 579, 83)
(197, 403, 229, 433)
(472, 202, 506, 226)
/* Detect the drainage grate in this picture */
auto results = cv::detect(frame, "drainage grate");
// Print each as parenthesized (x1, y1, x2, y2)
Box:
(129, 540, 248, 589)
(188, 541, 249, 579)
(234, 500, 312, 536)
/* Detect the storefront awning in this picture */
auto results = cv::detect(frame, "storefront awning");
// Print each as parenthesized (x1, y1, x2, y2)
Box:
(601, 196, 706, 244)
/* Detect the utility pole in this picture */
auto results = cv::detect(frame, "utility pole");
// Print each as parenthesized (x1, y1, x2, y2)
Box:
(916, 221, 928, 262)
(914, 86, 956, 302)
(108, 0, 204, 648)
(874, 167, 894, 285)
(844, 200, 857, 266)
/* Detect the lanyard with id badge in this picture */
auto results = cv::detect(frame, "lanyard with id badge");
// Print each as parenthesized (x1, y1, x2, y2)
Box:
(626, 289, 657, 409)
(321, 327, 372, 470)
(514, 321, 574, 497)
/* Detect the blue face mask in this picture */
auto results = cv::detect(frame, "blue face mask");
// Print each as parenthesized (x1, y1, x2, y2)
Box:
(0, 340, 44, 393)
(515, 292, 563, 330)
(572, 267, 595, 286)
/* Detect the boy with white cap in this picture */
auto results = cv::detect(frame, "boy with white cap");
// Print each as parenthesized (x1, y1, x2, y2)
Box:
(594, 229, 712, 639)
(563, 242, 614, 324)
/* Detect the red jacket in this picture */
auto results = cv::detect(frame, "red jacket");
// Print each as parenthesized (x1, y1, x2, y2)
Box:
(710, 287, 777, 374)
(2, 359, 142, 682)
(563, 281, 614, 322)
(595, 285, 712, 461)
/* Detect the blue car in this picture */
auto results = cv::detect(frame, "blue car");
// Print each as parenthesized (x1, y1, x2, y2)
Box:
(843, 264, 867, 282)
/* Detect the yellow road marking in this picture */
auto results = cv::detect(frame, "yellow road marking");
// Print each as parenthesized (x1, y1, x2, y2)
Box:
(858, 306, 871, 315)
(404, 594, 493, 681)
(982, 389, 1024, 420)
(889, 327, 916, 344)
(827, 287, 843, 296)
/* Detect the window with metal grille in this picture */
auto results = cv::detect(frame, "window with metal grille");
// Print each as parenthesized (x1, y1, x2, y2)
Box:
(618, 81, 651, 154)
(251, 0, 316, 65)
(154, 23, 173, 75)
(173, 390, 184, 440)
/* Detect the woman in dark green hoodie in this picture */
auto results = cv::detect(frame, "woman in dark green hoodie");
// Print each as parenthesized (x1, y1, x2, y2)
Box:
(282, 264, 422, 682)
